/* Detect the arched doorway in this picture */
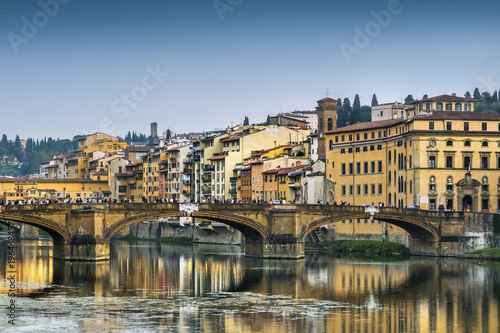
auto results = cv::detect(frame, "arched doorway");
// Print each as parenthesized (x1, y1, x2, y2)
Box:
(462, 195, 473, 212)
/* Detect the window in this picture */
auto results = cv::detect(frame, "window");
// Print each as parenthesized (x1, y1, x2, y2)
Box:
(429, 121, 434, 130)
(465, 103, 471, 111)
(428, 155, 436, 168)
(388, 171, 391, 185)
(356, 133, 360, 140)
(482, 199, 489, 211)
(357, 185, 361, 195)
(329, 140, 334, 150)
(464, 140, 471, 147)
(371, 132, 375, 139)
(349, 163, 353, 175)
(464, 122, 469, 131)
(464, 156, 471, 169)
(378, 131, 382, 138)
(446, 156, 453, 168)
(481, 156, 489, 169)
(348, 148, 353, 153)
(446, 176, 453, 191)
(341, 135, 345, 142)
(446, 122, 452, 130)
(364, 184, 368, 195)
(482, 177, 489, 192)
(355, 147, 360, 153)
(436, 102, 443, 110)
(371, 161, 375, 173)
(364, 162, 368, 174)
(341, 185, 346, 196)
(349, 185, 353, 196)
(445, 103, 452, 111)
(426, 102, 431, 110)
(327, 118, 334, 131)
(430, 199, 436, 210)
(482, 141, 489, 147)
(363, 146, 368, 152)
(377, 144, 382, 150)
(371, 184, 375, 195)
(409, 180, 412, 194)
(341, 148, 345, 154)
(388, 151, 391, 165)
(356, 162, 361, 174)
(446, 140, 453, 147)
(349, 134, 353, 141)
(364, 133, 368, 140)
(482, 122, 487, 131)
(378, 183, 382, 195)
(455, 103, 462, 111)
(370, 145, 375, 151)
(341, 163, 346, 175)
(378, 161, 382, 173)
(335, 136, 339, 143)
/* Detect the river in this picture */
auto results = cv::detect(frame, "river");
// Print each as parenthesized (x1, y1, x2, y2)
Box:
(1, 238, 499, 332)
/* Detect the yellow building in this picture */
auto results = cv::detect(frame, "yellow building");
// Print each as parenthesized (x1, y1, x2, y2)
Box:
(0, 177, 109, 202)
(325, 111, 500, 213)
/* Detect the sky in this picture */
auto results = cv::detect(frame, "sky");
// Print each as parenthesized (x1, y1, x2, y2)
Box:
(1, 0, 500, 140)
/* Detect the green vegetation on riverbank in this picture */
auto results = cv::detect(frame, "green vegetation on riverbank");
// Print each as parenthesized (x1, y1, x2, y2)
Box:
(465, 248, 500, 260)
(307, 240, 411, 257)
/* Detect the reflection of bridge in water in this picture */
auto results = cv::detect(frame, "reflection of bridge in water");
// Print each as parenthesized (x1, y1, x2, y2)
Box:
(0, 203, 494, 260)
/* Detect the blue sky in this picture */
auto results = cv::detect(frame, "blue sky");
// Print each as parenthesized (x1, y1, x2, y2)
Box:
(1, 0, 500, 140)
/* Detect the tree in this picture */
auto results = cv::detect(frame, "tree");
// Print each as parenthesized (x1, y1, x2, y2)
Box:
(404, 95, 415, 105)
(473, 87, 481, 99)
(350, 94, 361, 124)
(464, 91, 472, 99)
(359, 105, 371, 123)
(371, 94, 378, 107)
(165, 129, 172, 139)
(493, 90, 499, 103)
(342, 98, 352, 126)
(266, 115, 271, 125)
(336, 98, 347, 128)
(243, 116, 249, 126)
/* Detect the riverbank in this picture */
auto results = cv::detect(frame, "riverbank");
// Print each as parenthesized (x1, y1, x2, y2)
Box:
(307, 240, 411, 257)
(462, 248, 500, 260)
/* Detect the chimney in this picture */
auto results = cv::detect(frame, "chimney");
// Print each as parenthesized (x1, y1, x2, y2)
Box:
(452, 93, 456, 97)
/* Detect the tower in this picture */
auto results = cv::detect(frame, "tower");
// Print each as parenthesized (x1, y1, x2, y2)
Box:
(316, 98, 337, 161)
(151, 122, 158, 138)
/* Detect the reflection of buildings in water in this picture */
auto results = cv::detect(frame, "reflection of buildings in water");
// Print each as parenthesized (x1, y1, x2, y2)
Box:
(0, 240, 53, 296)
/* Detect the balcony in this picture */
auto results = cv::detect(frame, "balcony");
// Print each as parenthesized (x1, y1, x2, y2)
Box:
(202, 189, 212, 195)
(202, 176, 212, 183)
(203, 165, 215, 173)
(183, 158, 193, 164)
(183, 180, 191, 185)
(229, 188, 237, 195)
(183, 168, 193, 174)
(289, 181, 301, 188)
(230, 177, 238, 183)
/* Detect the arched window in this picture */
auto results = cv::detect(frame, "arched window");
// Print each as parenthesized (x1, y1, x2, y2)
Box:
(426, 102, 431, 110)
(327, 118, 333, 131)
(455, 103, 462, 111)
(482, 176, 489, 192)
(329, 140, 334, 150)
(464, 140, 471, 147)
(436, 102, 443, 110)
(318, 118, 323, 131)
(445, 103, 452, 111)
(482, 140, 489, 147)
(446, 176, 453, 191)
(464, 103, 471, 111)
(419, 104, 423, 111)
(429, 176, 436, 191)
(446, 140, 453, 147)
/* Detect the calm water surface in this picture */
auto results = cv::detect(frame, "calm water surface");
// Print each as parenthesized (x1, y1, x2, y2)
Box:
(1, 238, 499, 332)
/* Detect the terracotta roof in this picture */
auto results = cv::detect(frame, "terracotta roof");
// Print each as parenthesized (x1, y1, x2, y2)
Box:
(278, 164, 309, 176)
(413, 111, 500, 121)
(220, 135, 243, 142)
(414, 94, 474, 103)
(307, 171, 325, 177)
(328, 118, 405, 134)
(126, 146, 150, 152)
(207, 155, 227, 161)
(262, 169, 279, 174)
(127, 161, 143, 167)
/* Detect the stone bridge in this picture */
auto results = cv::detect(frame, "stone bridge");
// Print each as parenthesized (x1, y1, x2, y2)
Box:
(0, 203, 494, 260)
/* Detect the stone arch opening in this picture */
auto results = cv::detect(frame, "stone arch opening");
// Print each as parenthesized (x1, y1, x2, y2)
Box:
(0, 214, 69, 244)
(462, 195, 473, 212)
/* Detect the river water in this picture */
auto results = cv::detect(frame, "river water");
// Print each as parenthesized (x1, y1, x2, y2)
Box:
(1, 238, 499, 332)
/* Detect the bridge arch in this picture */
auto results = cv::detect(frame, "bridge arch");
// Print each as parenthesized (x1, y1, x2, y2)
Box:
(301, 212, 440, 242)
(0, 213, 70, 244)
